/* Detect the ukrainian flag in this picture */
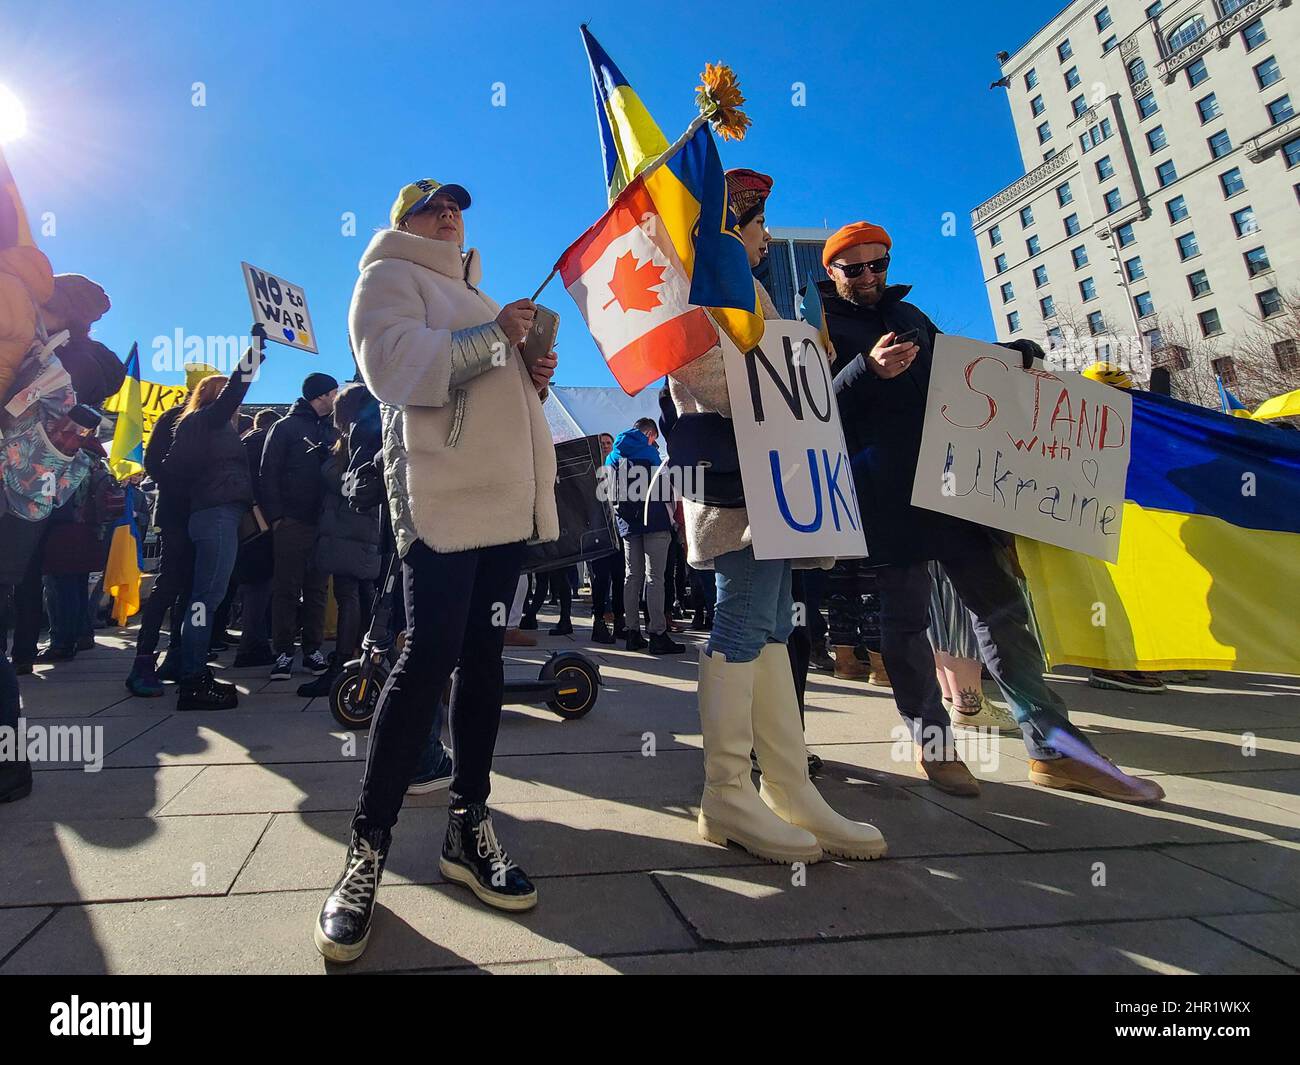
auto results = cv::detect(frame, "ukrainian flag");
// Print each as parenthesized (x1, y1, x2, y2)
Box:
(108, 342, 144, 479)
(105, 484, 144, 625)
(1018, 390, 1300, 675)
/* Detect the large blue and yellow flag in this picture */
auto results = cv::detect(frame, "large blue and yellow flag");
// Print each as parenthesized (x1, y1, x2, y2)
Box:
(579, 28, 763, 351)
(105, 484, 144, 625)
(107, 342, 144, 479)
(1018, 390, 1300, 674)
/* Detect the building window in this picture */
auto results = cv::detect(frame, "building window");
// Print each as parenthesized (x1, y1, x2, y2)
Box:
(1147, 125, 1168, 152)
(1025, 68, 1039, 90)
(1217, 168, 1245, 199)
(1065, 66, 1081, 89)
(1200, 310, 1224, 338)
(1064, 213, 1081, 236)
(1033, 265, 1050, 287)
(1031, 94, 1045, 117)
(1284, 138, 1300, 168)
(1177, 231, 1200, 260)
(1038, 121, 1053, 144)
(1187, 269, 1211, 298)
(1255, 56, 1280, 90)
(1096, 155, 1115, 180)
(1134, 292, 1155, 319)
(1044, 149, 1057, 162)
(1232, 206, 1258, 237)
(1007, 311, 1022, 333)
(1274, 339, 1299, 371)
(1041, 296, 1057, 319)
(1026, 235, 1042, 256)
(1242, 18, 1268, 52)
(1087, 310, 1106, 335)
(1056, 182, 1073, 207)
(989, 224, 1003, 247)
(1156, 160, 1178, 187)
(1169, 17, 1208, 54)
(1129, 58, 1148, 86)
(1267, 95, 1294, 126)
(1103, 188, 1124, 213)
(994, 253, 1008, 273)
(1196, 93, 1220, 124)
(1046, 325, 1065, 349)
(1166, 194, 1189, 223)
(1096, 6, 1112, 31)
(1000, 282, 1015, 303)
(1072, 95, 1088, 119)
(1137, 93, 1159, 119)
(1116, 223, 1136, 248)
(1058, 39, 1073, 62)
(1071, 245, 1089, 268)
(1208, 130, 1233, 159)
(1187, 57, 1209, 88)
(1125, 256, 1145, 281)
(1019, 205, 1034, 227)
(1102, 35, 1119, 54)
(1244, 246, 1271, 276)
(1257, 288, 1283, 318)
(1080, 277, 1098, 301)
(1212, 355, 1236, 387)
(1146, 1, 1164, 18)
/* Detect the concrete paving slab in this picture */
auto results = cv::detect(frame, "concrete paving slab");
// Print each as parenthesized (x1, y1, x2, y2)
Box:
(0, 906, 52, 962)
(1200, 912, 1300, 970)
(102, 711, 363, 768)
(25, 714, 170, 772)
(1161, 840, 1300, 907)
(0, 765, 204, 823)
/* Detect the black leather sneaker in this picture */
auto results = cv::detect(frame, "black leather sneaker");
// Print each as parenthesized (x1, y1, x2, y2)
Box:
(648, 631, 685, 655)
(314, 827, 390, 963)
(625, 630, 648, 652)
(440, 803, 537, 912)
(177, 668, 239, 711)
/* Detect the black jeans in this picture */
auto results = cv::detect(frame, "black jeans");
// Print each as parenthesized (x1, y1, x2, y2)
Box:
(136, 522, 193, 658)
(876, 547, 1095, 760)
(353, 539, 525, 835)
(591, 550, 625, 626)
(332, 574, 375, 662)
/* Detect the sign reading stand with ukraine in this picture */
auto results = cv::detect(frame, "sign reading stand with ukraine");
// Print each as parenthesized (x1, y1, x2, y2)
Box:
(241, 262, 317, 353)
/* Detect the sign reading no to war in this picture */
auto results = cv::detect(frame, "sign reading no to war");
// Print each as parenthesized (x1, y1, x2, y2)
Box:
(722, 320, 868, 561)
(912, 336, 1132, 563)
(241, 262, 317, 353)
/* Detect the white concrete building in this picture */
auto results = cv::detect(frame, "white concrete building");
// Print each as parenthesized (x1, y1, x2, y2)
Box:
(972, 0, 1299, 404)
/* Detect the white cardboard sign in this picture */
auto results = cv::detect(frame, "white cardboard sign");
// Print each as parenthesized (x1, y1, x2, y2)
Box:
(911, 335, 1131, 563)
(721, 319, 868, 561)
(241, 262, 317, 353)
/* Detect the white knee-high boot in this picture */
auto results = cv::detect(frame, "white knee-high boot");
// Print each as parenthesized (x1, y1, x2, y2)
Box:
(696, 649, 822, 864)
(752, 644, 887, 860)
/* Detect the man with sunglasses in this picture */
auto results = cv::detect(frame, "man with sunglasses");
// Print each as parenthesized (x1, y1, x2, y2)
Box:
(820, 221, 1163, 806)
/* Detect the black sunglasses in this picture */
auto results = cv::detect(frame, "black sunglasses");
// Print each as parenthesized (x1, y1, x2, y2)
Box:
(832, 255, 890, 278)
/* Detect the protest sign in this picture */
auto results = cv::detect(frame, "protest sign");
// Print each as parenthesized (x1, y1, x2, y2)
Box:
(721, 319, 867, 560)
(241, 262, 317, 352)
(912, 336, 1131, 562)
(103, 377, 188, 444)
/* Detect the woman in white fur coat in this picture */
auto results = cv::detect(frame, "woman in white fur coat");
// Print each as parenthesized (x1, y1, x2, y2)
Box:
(666, 169, 885, 867)
(315, 180, 558, 965)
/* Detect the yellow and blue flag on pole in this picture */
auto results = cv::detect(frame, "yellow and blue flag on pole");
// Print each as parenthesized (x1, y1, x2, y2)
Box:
(1018, 390, 1300, 674)
(105, 484, 144, 625)
(107, 342, 144, 479)
(581, 25, 670, 204)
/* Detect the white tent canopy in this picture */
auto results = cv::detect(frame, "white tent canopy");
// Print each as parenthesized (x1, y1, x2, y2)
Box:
(544, 383, 664, 442)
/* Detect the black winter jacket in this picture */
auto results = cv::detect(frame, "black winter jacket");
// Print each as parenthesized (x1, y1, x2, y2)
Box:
(824, 281, 991, 566)
(259, 398, 336, 524)
(144, 404, 188, 528)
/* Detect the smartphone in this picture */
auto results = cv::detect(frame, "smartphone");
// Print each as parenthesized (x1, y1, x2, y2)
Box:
(521, 305, 560, 368)
(892, 327, 920, 346)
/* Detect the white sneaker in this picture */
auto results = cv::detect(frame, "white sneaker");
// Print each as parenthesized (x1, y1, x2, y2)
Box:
(270, 653, 294, 681)
(949, 693, 1021, 734)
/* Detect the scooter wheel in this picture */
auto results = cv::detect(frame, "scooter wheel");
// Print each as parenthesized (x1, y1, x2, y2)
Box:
(542, 653, 600, 720)
(330, 663, 385, 730)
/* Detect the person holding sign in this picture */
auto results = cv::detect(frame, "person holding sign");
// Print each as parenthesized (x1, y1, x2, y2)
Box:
(821, 221, 1162, 805)
(665, 170, 885, 865)
(314, 179, 559, 964)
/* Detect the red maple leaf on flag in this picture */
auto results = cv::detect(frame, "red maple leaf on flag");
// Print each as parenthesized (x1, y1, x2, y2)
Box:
(602, 250, 665, 313)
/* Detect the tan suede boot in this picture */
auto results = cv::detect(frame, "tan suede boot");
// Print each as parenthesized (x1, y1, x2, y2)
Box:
(867, 650, 891, 687)
(833, 645, 869, 680)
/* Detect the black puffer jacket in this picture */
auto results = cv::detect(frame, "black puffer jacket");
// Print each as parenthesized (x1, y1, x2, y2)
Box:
(824, 280, 991, 566)
(259, 398, 336, 524)
(314, 449, 382, 580)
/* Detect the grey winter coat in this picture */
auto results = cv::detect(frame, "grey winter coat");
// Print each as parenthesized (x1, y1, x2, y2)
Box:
(314, 453, 382, 581)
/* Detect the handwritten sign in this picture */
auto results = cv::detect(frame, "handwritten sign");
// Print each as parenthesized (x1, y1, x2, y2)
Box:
(722, 319, 868, 561)
(912, 336, 1131, 562)
(241, 262, 317, 352)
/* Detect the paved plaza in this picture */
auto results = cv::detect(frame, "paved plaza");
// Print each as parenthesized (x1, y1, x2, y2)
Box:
(3, 604, 1299, 975)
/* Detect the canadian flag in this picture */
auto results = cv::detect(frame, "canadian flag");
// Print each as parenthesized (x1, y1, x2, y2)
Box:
(556, 180, 718, 394)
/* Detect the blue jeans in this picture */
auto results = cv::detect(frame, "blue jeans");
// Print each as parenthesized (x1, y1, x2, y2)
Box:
(45, 574, 88, 650)
(181, 504, 243, 680)
(708, 547, 794, 664)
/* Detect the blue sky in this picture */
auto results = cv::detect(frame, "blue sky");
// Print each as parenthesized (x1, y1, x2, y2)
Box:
(2, 0, 1065, 402)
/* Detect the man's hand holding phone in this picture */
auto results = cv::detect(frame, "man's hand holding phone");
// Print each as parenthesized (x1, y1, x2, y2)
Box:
(866, 329, 920, 379)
